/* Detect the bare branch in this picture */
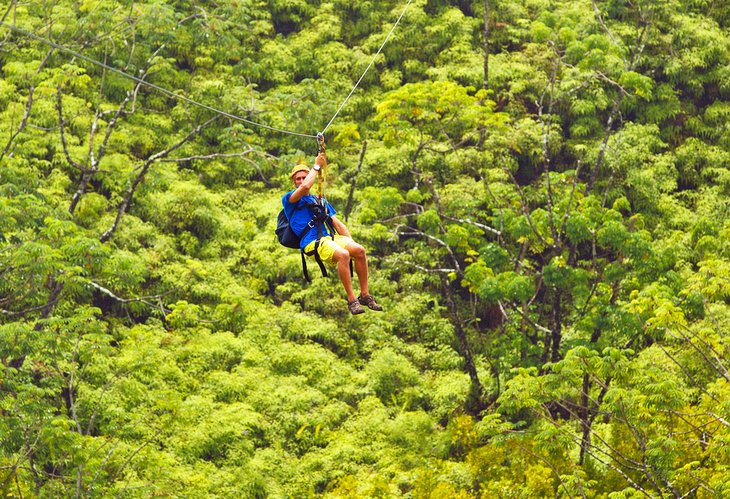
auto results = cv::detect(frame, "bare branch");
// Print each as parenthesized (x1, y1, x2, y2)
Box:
(0, 298, 61, 317)
(501, 160, 550, 246)
(536, 41, 561, 249)
(87, 281, 174, 307)
(664, 327, 730, 382)
(0, 47, 55, 163)
(591, 1, 621, 49)
(399, 261, 456, 274)
(482, 0, 490, 90)
(594, 71, 630, 96)
(533, 406, 653, 497)
(159, 151, 256, 162)
(99, 46, 164, 160)
(707, 412, 730, 429)
(394, 224, 462, 275)
(559, 161, 584, 236)
(69, 47, 161, 214)
(442, 214, 501, 236)
(85, 371, 130, 436)
(56, 86, 85, 173)
(109, 427, 163, 486)
(498, 299, 552, 334)
(585, 99, 622, 195)
(678, 322, 729, 379)
(0, 1, 16, 25)
(421, 177, 447, 235)
(544, 400, 647, 473)
(0, 1, 18, 47)
(586, 2, 654, 194)
(159, 148, 275, 186)
(100, 116, 219, 243)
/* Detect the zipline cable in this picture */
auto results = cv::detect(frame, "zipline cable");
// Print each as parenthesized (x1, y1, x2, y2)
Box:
(314, 0, 412, 201)
(320, 0, 414, 135)
(3, 0, 413, 142)
(0, 22, 318, 139)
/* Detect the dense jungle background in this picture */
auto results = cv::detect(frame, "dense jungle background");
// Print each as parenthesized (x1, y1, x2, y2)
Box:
(1, 0, 729, 497)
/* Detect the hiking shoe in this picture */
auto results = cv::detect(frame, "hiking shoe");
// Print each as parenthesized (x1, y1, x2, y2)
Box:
(348, 299, 365, 315)
(358, 294, 383, 311)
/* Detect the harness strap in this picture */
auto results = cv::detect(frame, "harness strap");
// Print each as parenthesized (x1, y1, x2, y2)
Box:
(303, 240, 328, 280)
(301, 251, 311, 282)
(324, 217, 336, 241)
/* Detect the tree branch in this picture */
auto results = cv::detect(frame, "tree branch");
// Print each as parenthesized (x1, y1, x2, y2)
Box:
(158, 151, 257, 162)
(0, 47, 54, 163)
(394, 224, 462, 275)
(535, 406, 653, 497)
(69, 47, 161, 214)
(537, 41, 561, 249)
(159, 148, 276, 187)
(100, 116, 219, 243)
(559, 160, 584, 236)
(398, 261, 456, 274)
(514, 444, 575, 499)
(591, 0, 620, 50)
(498, 300, 552, 334)
(501, 161, 550, 246)
(586, 1, 653, 194)
(87, 281, 174, 307)
(56, 85, 85, 173)
(441, 214, 501, 236)
(664, 327, 730, 382)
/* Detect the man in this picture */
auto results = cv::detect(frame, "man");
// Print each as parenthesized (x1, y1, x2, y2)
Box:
(283, 153, 383, 315)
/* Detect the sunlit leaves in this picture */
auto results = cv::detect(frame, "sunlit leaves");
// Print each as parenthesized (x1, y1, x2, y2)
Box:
(2, 0, 730, 496)
(374, 80, 498, 148)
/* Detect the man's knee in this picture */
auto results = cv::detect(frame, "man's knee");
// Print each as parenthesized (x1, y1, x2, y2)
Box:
(332, 247, 350, 264)
(347, 242, 366, 259)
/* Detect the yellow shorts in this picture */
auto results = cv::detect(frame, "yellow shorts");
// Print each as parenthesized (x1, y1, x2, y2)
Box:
(303, 235, 353, 265)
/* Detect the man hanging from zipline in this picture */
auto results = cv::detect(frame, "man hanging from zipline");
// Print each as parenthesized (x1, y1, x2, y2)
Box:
(281, 149, 383, 315)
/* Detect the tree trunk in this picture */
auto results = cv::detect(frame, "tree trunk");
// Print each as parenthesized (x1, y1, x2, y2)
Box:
(550, 291, 562, 362)
(444, 280, 484, 413)
(579, 328, 605, 464)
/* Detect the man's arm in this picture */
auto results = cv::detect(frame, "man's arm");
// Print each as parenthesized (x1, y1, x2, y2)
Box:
(288, 169, 316, 204)
(330, 215, 351, 237)
(288, 153, 326, 204)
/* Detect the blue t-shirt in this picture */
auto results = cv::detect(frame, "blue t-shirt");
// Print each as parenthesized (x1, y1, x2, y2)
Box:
(282, 192, 337, 249)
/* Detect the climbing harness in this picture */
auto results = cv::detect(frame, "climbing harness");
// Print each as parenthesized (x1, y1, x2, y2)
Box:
(301, 199, 337, 282)
(276, 196, 337, 282)
(276, 132, 334, 281)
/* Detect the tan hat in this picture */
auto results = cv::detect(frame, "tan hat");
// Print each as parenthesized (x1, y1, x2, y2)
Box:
(289, 164, 310, 178)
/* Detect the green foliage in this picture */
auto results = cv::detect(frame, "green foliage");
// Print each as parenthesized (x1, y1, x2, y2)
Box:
(2, 0, 730, 496)
(366, 348, 421, 404)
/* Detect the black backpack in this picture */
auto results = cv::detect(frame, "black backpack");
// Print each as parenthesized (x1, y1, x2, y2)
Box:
(275, 209, 301, 249)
